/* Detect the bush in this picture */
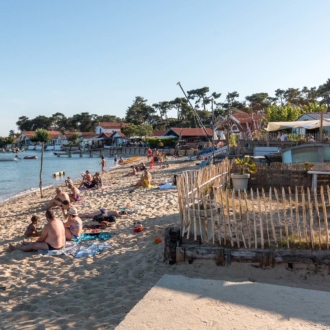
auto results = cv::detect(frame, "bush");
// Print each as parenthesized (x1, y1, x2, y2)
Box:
(147, 138, 177, 148)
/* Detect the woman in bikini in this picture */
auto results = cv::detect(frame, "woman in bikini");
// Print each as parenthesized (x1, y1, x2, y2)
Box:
(63, 207, 83, 240)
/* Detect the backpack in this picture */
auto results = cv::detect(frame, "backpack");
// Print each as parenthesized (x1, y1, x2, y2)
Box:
(93, 214, 117, 223)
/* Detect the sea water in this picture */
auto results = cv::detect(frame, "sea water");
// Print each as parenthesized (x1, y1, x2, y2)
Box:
(0, 150, 116, 203)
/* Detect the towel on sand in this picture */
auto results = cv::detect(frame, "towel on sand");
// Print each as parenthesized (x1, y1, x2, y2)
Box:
(38, 240, 112, 258)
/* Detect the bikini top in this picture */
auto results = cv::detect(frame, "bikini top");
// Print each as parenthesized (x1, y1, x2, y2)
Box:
(69, 222, 82, 230)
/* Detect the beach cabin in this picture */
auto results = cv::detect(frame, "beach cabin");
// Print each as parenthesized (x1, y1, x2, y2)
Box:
(296, 112, 330, 137)
(94, 122, 127, 135)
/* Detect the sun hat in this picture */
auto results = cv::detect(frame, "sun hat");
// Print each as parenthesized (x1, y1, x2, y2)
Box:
(67, 207, 78, 216)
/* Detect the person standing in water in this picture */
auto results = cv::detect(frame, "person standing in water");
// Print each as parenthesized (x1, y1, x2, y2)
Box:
(100, 155, 106, 173)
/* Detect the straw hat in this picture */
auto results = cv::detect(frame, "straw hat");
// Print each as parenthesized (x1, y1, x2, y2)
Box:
(67, 207, 78, 216)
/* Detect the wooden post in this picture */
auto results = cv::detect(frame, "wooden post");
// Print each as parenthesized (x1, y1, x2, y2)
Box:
(262, 188, 270, 248)
(281, 187, 290, 248)
(251, 189, 258, 248)
(320, 186, 329, 249)
(226, 189, 234, 247)
(307, 187, 314, 249)
(295, 186, 302, 246)
(301, 188, 309, 247)
(244, 189, 251, 249)
(313, 187, 322, 249)
(238, 190, 247, 248)
(232, 190, 240, 248)
(269, 188, 278, 247)
(257, 189, 264, 249)
(274, 188, 283, 247)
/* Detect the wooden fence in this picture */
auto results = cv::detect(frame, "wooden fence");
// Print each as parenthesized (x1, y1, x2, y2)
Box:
(177, 158, 330, 250)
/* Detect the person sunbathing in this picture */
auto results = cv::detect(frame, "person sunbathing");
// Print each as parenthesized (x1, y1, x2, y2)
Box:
(78, 208, 127, 218)
(46, 187, 70, 210)
(79, 170, 92, 188)
(63, 207, 83, 240)
(24, 215, 40, 237)
(68, 183, 81, 202)
(9, 210, 66, 252)
(136, 169, 152, 188)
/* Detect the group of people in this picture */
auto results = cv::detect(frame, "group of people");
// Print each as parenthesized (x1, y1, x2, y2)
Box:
(146, 148, 166, 165)
(78, 170, 103, 189)
(10, 205, 83, 252)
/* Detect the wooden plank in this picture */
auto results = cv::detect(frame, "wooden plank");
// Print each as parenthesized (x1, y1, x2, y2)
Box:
(184, 172, 192, 239)
(327, 185, 330, 206)
(219, 188, 225, 246)
(256, 189, 264, 249)
(301, 188, 309, 247)
(294, 186, 302, 246)
(244, 189, 251, 249)
(232, 190, 240, 248)
(251, 189, 258, 248)
(269, 188, 278, 247)
(274, 188, 283, 247)
(313, 187, 322, 250)
(281, 187, 290, 248)
(288, 187, 295, 236)
(307, 187, 315, 249)
(226, 189, 234, 247)
(238, 190, 247, 248)
(262, 188, 270, 248)
(190, 171, 197, 241)
(320, 186, 329, 250)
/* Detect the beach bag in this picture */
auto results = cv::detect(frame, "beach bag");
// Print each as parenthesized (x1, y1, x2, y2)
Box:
(93, 214, 117, 223)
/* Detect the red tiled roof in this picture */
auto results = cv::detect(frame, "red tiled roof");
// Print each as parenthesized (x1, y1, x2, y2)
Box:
(153, 130, 167, 137)
(22, 131, 63, 139)
(80, 132, 98, 138)
(168, 127, 213, 137)
(97, 122, 128, 129)
(232, 112, 264, 124)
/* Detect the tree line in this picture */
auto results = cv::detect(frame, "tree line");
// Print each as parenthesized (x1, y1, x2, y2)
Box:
(6, 78, 330, 139)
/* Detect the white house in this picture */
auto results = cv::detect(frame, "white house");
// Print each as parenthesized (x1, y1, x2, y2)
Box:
(296, 113, 330, 135)
(94, 122, 128, 134)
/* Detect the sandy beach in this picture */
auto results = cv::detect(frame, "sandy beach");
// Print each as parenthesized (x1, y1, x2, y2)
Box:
(1, 157, 330, 329)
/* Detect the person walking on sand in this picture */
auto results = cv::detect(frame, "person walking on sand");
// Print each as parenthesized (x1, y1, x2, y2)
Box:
(146, 148, 152, 161)
(114, 154, 117, 165)
(9, 210, 66, 252)
(100, 155, 106, 173)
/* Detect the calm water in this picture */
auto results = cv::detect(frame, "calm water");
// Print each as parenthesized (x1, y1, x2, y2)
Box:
(0, 150, 116, 203)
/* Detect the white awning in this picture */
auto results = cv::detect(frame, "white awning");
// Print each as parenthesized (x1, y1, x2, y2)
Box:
(265, 120, 330, 132)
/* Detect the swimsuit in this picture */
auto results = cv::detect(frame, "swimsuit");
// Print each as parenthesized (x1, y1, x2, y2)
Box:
(74, 194, 81, 201)
(69, 223, 82, 239)
(47, 243, 63, 251)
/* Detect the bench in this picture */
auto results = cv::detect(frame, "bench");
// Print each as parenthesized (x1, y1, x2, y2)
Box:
(307, 171, 330, 191)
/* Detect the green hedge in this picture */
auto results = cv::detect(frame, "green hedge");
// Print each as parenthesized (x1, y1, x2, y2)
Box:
(147, 138, 177, 148)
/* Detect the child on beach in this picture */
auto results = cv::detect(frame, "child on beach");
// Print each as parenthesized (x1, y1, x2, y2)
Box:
(24, 215, 40, 237)
(65, 177, 73, 187)
(114, 154, 117, 164)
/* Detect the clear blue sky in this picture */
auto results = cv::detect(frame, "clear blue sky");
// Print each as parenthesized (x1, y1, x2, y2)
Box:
(0, 0, 329, 136)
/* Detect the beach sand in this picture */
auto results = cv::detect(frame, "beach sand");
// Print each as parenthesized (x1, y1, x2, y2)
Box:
(0, 157, 330, 329)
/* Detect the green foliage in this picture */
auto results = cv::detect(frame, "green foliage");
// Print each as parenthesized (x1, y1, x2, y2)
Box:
(147, 138, 177, 148)
(234, 157, 257, 174)
(302, 102, 327, 113)
(30, 129, 51, 144)
(125, 96, 156, 124)
(68, 132, 80, 144)
(266, 103, 306, 122)
(0, 136, 15, 147)
(122, 123, 138, 137)
(136, 123, 153, 137)
(229, 134, 238, 147)
(287, 134, 306, 142)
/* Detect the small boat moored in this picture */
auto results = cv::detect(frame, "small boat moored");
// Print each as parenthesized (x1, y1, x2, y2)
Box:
(0, 157, 19, 162)
(24, 155, 38, 160)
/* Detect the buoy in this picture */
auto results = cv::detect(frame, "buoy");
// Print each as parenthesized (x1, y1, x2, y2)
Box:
(53, 171, 65, 177)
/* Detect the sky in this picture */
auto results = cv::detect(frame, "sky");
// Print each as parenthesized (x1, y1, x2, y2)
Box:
(0, 0, 329, 136)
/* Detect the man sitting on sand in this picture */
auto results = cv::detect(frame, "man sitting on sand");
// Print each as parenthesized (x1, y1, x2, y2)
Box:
(79, 170, 92, 188)
(9, 210, 66, 252)
(68, 183, 81, 202)
(46, 187, 70, 210)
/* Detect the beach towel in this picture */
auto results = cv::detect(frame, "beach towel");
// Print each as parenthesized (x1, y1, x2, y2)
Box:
(159, 183, 177, 190)
(74, 232, 112, 242)
(38, 240, 112, 258)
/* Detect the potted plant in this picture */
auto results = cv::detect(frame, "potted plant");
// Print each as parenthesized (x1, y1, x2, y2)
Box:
(229, 134, 238, 155)
(231, 156, 257, 190)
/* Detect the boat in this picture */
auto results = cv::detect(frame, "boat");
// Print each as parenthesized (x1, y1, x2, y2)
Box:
(118, 156, 140, 165)
(282, 143, 329, 163)
(0, 157, 18, 162)
(24, 155, 38, 159)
